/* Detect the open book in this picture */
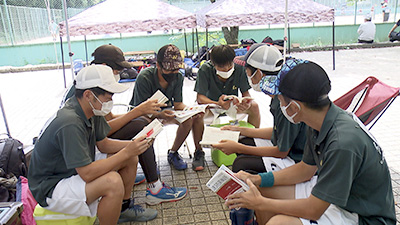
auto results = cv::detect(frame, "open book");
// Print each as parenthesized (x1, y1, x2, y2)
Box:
(206, 165, 249, 200)
(132, 119, 163, 141)
(174, 104, 208, 123)
(199, 126, 240, 146)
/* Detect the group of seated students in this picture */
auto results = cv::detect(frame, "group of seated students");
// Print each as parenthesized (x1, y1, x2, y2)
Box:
(27, 42, 396, 225)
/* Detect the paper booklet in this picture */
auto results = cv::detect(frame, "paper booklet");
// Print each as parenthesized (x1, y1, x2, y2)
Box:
(199, 126, 240, 146)
(206, 164, 249, 200)
(147, 90, 169, 117)
(149, 90, 168, 104)
(174, 104, 208, 123)
(132, 119, 163, 140)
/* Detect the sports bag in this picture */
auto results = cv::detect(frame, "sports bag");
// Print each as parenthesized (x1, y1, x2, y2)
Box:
(0, 135, 27, 178)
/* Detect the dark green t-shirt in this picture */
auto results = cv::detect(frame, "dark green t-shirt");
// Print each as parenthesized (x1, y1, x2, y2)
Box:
(28, 96, 110, 207)
(303, 104, 396, 225)
(130, 67, 183, 107)
(269, 97, 305, 162)
(194, 62, 250, 101)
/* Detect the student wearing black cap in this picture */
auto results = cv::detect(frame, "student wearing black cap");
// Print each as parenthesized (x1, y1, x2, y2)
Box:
(225, 61, 396, 225)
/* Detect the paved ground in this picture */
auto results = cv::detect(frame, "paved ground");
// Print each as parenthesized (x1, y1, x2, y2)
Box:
(0, 47, 399, 224)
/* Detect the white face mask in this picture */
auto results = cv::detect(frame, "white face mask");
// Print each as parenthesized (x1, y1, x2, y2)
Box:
(89, 91, 113, 116)
(216, 66, 235, 79)
(247, 70, 262, 92)
(280, 101, 301, 124)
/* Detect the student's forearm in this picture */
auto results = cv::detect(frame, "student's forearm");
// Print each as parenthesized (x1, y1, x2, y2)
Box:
(97, 138, 129, 154)
(107, 109, 143, 135)
(255, 196, 329, 221)
(197, 94, 218, 105)
(272, 161, 317, 186)
(239, 145, 288, 158)
(240, 127, 272, 139)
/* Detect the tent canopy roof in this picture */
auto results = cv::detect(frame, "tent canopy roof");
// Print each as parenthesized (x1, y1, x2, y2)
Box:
(60, 0, 197, 36)
(196, 0, 334, 28)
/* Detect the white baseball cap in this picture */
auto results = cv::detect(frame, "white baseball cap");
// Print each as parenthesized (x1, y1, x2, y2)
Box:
(75, 65, 128, 93)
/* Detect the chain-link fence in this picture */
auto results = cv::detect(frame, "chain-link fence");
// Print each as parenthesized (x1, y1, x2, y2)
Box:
(0, 0, 103, 45)
(0, 0, 399, 46)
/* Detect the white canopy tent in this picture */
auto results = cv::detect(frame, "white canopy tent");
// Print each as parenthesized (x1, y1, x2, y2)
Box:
(196, 0, 336, 69)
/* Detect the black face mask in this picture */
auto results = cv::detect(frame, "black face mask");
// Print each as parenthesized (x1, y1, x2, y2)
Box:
(162, 73, 178, 83)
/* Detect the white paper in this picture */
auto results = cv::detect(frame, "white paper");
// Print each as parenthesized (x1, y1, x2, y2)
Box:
(199, 126, 240, 146)
(132, 119, 163, 140)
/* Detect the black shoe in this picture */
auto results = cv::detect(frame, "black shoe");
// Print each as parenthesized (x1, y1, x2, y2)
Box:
(192, 150, 205, 171)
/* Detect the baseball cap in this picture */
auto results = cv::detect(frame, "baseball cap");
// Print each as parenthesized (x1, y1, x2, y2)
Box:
(157, 44, 183, 71)
(75, 65, 129, 93)
(92, 44, 133, 69)
(364, 14, 372, 20)
(279, 60, 331, 103)
(260, 58, 307, 95)
(235, 43, 283, 72)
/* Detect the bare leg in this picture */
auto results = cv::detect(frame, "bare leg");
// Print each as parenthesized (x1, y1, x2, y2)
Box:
(192, 114, 204, 150)
(255, 185, 296, 225)
(246, 101, 260, 128)
(266, 215, 302, 225)
(171, 118, 193, 152)
(85, 171, 125, 225)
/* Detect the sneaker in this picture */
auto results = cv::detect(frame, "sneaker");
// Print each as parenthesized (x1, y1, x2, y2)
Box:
(167, 150, 187, 170)
(146, 182, 187, 205)
(118, 203, 157, 223)
(134, 174, 146, 185)
(192, 150, 205, 171)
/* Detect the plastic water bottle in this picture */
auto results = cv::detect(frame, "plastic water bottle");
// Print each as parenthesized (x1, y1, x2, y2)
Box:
(230, 208, 256, 225)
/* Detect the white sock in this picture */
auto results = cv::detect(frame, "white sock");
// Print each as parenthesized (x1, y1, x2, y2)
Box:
(148, 180, 163, 193)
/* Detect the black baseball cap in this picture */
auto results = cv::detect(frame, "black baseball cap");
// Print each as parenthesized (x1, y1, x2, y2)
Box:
(91, 44, 133, 70)
(279, 61, 331, 103)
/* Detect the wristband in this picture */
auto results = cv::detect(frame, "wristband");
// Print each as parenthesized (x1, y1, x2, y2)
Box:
(259, 172, 274, 187)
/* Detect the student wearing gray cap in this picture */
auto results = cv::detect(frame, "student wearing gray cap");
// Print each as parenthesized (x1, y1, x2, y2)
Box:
(225, 61, 396, 225)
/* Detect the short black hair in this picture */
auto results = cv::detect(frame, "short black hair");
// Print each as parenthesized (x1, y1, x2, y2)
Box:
(210, 45, 235, 67)
(74, 83, 113, 99)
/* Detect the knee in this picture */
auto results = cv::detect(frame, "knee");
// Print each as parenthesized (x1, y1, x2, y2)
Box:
(103, 171, 125, 197)
(249, 101, 260, 114)
(266, 215, 292, 225)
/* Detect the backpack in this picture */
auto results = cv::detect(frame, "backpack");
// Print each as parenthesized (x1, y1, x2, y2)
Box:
(0, 135, 27, 178)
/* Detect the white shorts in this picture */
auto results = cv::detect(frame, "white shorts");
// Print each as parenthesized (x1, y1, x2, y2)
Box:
(262, 156, 295, 172)
(45, 175, 98, 217)
(296, 177, 358, 225)
(45, 148, 105, 217)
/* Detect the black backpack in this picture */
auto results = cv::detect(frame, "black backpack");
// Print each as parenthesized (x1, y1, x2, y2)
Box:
(0, 135, 27, 178)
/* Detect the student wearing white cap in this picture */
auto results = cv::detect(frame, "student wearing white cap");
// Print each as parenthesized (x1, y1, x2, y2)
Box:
(29, 65, 158, 224)
(358, 14, 376, 43)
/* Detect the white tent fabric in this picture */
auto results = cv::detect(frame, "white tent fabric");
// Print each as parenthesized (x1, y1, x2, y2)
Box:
(59, 0, 197, 36)
(196, 0, 334, 28)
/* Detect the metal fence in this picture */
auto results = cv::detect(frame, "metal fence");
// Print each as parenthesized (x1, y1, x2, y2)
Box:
(0, 0, 399, 46)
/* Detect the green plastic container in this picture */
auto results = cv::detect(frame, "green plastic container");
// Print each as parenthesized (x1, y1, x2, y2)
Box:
(210, 121, 254, 167)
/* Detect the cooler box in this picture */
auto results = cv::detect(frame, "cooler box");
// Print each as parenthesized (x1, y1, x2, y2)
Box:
(0, 202, 23, 225)
(211, 121, 254, 167)
(33, 205, 96, 225)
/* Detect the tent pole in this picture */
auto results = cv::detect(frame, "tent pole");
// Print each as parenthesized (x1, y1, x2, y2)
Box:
(184, 29, 188, 57)
(333, 21, 335, 71)
(288, 23, 291, 54)
(60, 35, 66, 88)
(206, 28, 209, 60)
(283, 0, 288, 61)
(62, 0, 74, 82)
(192, 28, 195, 55)
(196, 28, 199, 55)
(84, 35, 88, 66)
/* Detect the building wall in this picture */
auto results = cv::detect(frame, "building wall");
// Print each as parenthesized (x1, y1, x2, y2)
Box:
(0, 23, 395, 67)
